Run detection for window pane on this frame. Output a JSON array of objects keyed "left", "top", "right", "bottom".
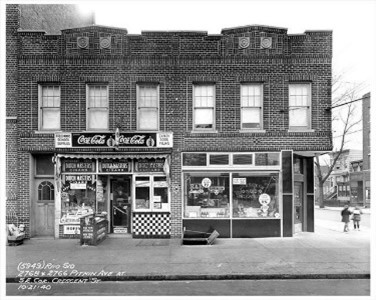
[
  {"left": 36, "top": 155, "right": 54, "bottom": 175},
  {"left": 209, "top": 154, "right": 229, "bottom": 165},
  {"left": 232, "top": 174, "right": 279, "bottom": 218},
  {"left": 289, "top": 107, "right": 308, "bottom": 127},
  {"left": 255, "top": 153, "right": 280, "bottom": 166},
  {"left": 135, "top": 187, "right": 150, "bottom": 209},
  {"left": 233, "top": 154, "right": 253, "bottom": 165},
  {"left": 88, "top": 109, "right": 108, "bottom": 130},
  {"left": 138, "top": 109, "right": 158, "bottom": 130},
  {"left": 242, "top": 108, "right": 261, "bottom": 129},
  {"left": 195, "top": 108, "right": 213, "bottom": 128},
  {"left": 183, "top": 153, "right": 207, "bottom": 166},
  {"left": 184, "top": 173, "right": 229, "bottom": 218},
  {"left": 154, "top": 187, "right": 168, "bottom": 203},
  {"left": 42, "top": 109, "right": 60, "bottom": 130}
]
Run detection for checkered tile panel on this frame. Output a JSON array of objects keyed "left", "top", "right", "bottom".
[{"left": 133, "top": 213, "right": 170, "bottom": 236}]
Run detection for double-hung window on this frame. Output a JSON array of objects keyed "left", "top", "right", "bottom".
[
  {"left": 193, "top": 84, "right": 215, "bottom": 130},
  {"left": 289, "top": 83, "right": 311, "bottom": 130},
  {"left": 39, "top": 85, "right": 61, "bottom": 131},
  {"left": 137, "top": 84, "right": 159, "bottom": 131},
  {"left": 87, "top": 85, "right": 109, "bottom": 131},
  {"left": 240, "top": 84, "right": 263, "bottom": 129}
]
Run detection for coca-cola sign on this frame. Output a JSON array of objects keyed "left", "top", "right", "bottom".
[{"left": 55, "top": 132, "right": 173, "bottom": 148}]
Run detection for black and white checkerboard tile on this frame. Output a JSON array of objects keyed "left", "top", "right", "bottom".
[{"left": 133, "top": 213, "right": 170, "bottom": 238}]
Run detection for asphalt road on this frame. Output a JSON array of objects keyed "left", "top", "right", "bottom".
[{"left": 6, "top": 279, "right": 370, "bottom": 296}]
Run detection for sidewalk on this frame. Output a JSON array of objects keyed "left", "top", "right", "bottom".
[
  {"left": 315, "top": 205, "right": 371, "bottom": 214},
  {"left": 6, "top": 221, "right": 370, "bottom": 282}
]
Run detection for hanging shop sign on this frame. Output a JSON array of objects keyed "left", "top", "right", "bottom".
[
  {"left": 99, "top": 159, "right": 130, "bottom": 173},
  {"left": 62, "top": 159, "right": 96, "bottom": 173},
  {"left": 135, "top": 158, "right": 165, "bottom": 173},
  {"left": 55, "top": 132, "right": 173, "bottom": 148}
]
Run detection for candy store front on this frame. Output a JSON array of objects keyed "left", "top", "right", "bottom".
[
  {"left": 54, "top": 132, "right": 173, "bottom": 239},
  {"left": 181, "top": 151, "right": 315, "bottom": 238}
]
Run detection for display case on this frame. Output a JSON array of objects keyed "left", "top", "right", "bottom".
[{"left": 80, "top": 214, "right": 108, "bottom": 246}]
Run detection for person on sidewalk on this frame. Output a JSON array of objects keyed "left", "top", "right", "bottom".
[
  {"left": 341, "top": 204, "right": 352, "bottom": 233},
  {"left": 352, "top": 206, "right": 363, "bottom": 231}
]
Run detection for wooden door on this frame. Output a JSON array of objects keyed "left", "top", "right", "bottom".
[{"left": 34, "top": 179, "right": 55, "bottom": 236}]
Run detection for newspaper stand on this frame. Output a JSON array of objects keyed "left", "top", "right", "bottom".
[{"left": 80, "top": 214, "right": 108, "bottom": 246}]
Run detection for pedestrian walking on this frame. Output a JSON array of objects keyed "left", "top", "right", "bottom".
[
  {"left": 352, "top": 206, "right": 363, "bottom": 231},
  {"left": 341, "top": 205, "right": 352, "bottom": 232}
]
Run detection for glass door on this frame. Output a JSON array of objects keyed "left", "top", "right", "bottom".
[
  {"left": 294, "top": 182, "right": 303, "bottom": 233},
  {"left": 111, "top": 176, "right": 131, "bottom": 233}
]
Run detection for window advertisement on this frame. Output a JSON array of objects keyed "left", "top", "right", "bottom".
[
  {"left": 232, "top": 173, "right": 280, "bottom": 218},
  {"left": 184, "top": 173, "right": 230, "bottom": 218}
]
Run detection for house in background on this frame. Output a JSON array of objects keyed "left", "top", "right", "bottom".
[{"left": 323, "top": 149, "right": 362, "bottom": 206}]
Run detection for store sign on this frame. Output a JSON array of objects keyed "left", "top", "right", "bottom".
[
  {"left": 64, "top": 175, "right": 94, "bottom": 183},
  {"left": 201, "top": 178, "right": 212, "bottom": 188},
  {"left": 55, "top": 132, "right": 173, "bottom": 148},
  {"left": 70, "top": 183, "right": 87, "bottom": 189},
  {"left": 233, "top": 178, "right": 246, "bottom": 185},
  {"left": 62, "top": 159, "right": 96, "bottom": 173},
  {"left": 99, "top": 159, "right": 130, "bottom": 172},
  {"left": 135, "top": 158, "right": 165, "bottom": 172},
  {"left": 63, "top": 225, "right": 80, "bottom": 235},
  {"left": 259, "top": 193, "right": 271, "bottom": 205}
]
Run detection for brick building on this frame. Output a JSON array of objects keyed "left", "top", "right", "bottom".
[{"left": 6, "top": 4, "right": 333, "bottom": 239}]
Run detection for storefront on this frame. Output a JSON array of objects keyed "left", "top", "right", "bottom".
[
  {"left": 53, "top": 131, "right": 173, "bottom": 239},
  {"left": 182, "top": 152, "right": 283, "bottom": 238},
  {"left": 182, "top": 151, "right": 314, "bottom": 238}
]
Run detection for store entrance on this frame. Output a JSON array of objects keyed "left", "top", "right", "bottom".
[{"left": 110, "top": 176, "right": 132, "bottom": 234}]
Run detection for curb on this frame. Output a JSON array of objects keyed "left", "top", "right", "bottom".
[{"left": 6, "top": 273, "right": 371, "bottom": 283}]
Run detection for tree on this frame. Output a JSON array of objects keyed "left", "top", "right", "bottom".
[{"left": 314, "top": 74, "right": 364, "bottom": 208}]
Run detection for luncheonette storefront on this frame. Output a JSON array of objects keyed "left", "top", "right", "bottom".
[{"left": 53, "top": 131, "right": 173, "bottom": 239}]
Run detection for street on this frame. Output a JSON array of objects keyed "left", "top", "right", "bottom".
[
  {"left": 6, "top": 279, "right": 370, "bottom": 296},
  {"left": 314, "top": 207, "right": 370, "bottom": 231}
]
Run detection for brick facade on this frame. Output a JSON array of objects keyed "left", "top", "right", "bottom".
[{"left": 6, "top": 5, "right": 332, "bottom": 239}]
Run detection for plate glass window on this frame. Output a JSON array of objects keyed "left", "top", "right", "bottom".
[
  {"left": 87, "top": 85, "right": 109, "bottom": 130},
  {"left": 137, "top": 85, "right": 159, "bottom": 131},
  {"left": 289, "top": 84, "right": 311, "bottom": 130},
  {"left": 241, "top": 84, "right": 263, "bottom": 129},
  {"left": 193, "top": 85, "right": 215, "bottom": 130},
  {"left": 39, "top": 85, "right": 60, "bottom": 131}
]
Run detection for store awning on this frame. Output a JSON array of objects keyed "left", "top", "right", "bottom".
[{"left": 56, "top": 153, "right": 169, "bottom": 160}]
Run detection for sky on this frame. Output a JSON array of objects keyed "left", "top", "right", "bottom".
[{"left": 76, "top": 0, "right": 376, "bottom": 150}]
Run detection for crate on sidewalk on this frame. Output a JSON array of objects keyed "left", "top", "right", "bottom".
[
  {"left": 182, "top": 229, "right": 219, "bottom": 245},
  {"left": 80, "top": 214, "right": 108, "bottom": 246}
]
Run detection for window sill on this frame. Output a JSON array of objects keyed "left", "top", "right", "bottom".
[
  {"left": 288, "top": 129, "right": 315, "bottom": 133},
  {"left": 34, "top": 130, "right": 61, "bottom": 134},
  {"left": 239, "top": 129, "right": 266, "bottom": 133},
  {"left": 190, "top": 130, "right": 218, "bottom": 134}
]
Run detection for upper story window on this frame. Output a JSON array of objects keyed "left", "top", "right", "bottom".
[
  {"left": 87, "top": 85, "right": 109, "bottom": 131},
  {"left": 240, "top": 84, "right": 263, "bottom": 130},
  {"left": 193, "top": 84, "right": 215, "bottom": 130},
  {"left": 137, "top": 84, "right": 159, "bottom": 131},
  {"left": 39, "top": 85, "right": 60, "bottom": 131},
  {"left": 289, "top": 83, "right": 311, "bottom": 130}
]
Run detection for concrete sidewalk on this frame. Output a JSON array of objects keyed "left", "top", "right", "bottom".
[{"left": 6, "top": 222, "right": 370, "bottom": 282}]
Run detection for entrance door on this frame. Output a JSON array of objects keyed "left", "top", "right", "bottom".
[
  {"left": 110, "top": 177, "right": 131, "bottom": 233},
  {"left": 34, "top": 179, "right": 55, "bottom": 236},
  {"left": 294, "top": 182, "right": 303, "bottom": 233}
]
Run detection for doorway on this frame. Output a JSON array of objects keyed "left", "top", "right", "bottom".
[
  {"left": 110, "top": 176, "right": 132, "bottom": 234},
  {"left": 33, "top": 178, "right": 55, "bottom": 236}
]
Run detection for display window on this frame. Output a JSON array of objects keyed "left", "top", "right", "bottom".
[
  {"left": 232, "top": 173, "right": 280, "bottom": 218},
  {"left": 184, "top": 173, "right": 230, "bottom": 218},
  {"left": 133, "top": 175, "right": 169, "bottom": 211}
]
